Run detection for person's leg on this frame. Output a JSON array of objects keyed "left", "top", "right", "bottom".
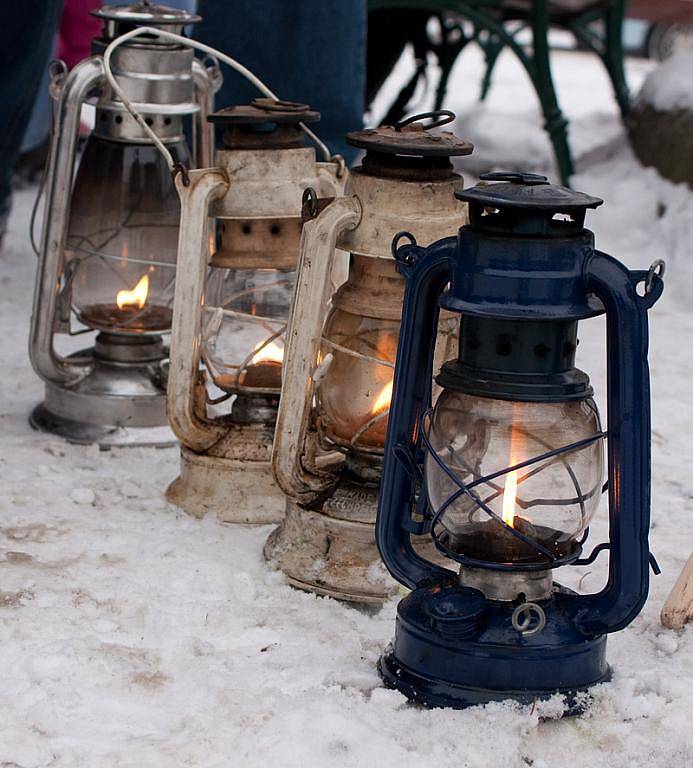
[
  {"left": 195, "top": 0, "right": 366, "bottom": 163},
  {"left": 0, "top": 1, "right": 63, "bottom": 231}
]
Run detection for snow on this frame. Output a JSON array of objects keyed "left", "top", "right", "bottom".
[
  {"left": 1, "top": 46, "right": 693, "bottom": 767},
  {"left": 637, "top": 52, "right": 693, "bottom": 112}
]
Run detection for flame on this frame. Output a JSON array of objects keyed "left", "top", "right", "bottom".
[
  {"left": 501, "top": 421, "right": 521, "bottom": 527},
  {"left": 251, "top": 339, "right": 284, "bottom": 365},
  {"left": 501, "top": 468, "right": 518, "bottom": 527},
  {"left": 372, "top": 379, "right": 393, "bottom": 415},
  {"left": 116, "top": 274, "right": 149, "bottom": 310}
]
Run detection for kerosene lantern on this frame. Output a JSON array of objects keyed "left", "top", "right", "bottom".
[
  {"left": 166, "top": 99, "right": 344, "bottom": 523},
  {"left": 266, "top": 112, "right": 473, "bottom": 603},
  {"left": 29, "top": 2, "right": 220, "bottom": 446},
  {"left": 376, "top": 172, "right": 664, "bottom": 709}
]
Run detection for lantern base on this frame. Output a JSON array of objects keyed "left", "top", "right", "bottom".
[
  {"left": 380, "top": 584, "right": 609, "bottom": 713},
  {"left": 30, "top": 334, "right": 174, "bottom": 448},
  {"left": 263, "top": 491, "right": 400, "bottom": 604},
  {"left": 166, "top": 446, "right": 284, "bottom": 524}
]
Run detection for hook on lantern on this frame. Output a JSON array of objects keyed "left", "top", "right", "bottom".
[{"left": 395, "top": 110, "right": 456, "bottom": 132}]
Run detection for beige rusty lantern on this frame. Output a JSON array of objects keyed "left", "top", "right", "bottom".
[
  {"left": 166, "top": 99, "right": 345, "bottom": 523},
  {"left": 265, "top": 111, "right": 473, "bottom": 603}
]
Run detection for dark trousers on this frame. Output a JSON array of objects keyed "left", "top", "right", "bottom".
[
  {"left": 195, "top": 0, "right": 367, "bottom": 163},
  {"left": 0, "top": 0, "right": 63, "bottom": 216}
]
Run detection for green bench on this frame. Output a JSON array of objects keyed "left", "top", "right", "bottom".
[{"left": 368, "top": 0, "right": 630, "bottom": 184}]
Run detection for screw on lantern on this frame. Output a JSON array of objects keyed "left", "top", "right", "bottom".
[{"left": 511, "top": 602, "right": 546, "bottom": 636}]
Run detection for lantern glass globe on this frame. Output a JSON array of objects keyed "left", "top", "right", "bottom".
[
  {"left": 202, "top": 266, "right": 295, "bottom": 394},
  {"left": 425, "top": 390, "right": 605, "bottom": 564},
  {"left": 316, "top": 306, "right": 399, "bottom": 452},
  {"left": 67, "top": 135, "right": 188, "bottom": 334}
]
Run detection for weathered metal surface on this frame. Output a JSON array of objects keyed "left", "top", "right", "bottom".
[
  {"left": 166, "top": 446, "right": 284, "bottom": 523},
  {"left": 167, "top": 169, "right": 230, "bottom": 453},
  {"left": 211, "top": 216, "right": 303, "bottom": 270},
  {"left": 212, "top": 148, "right": 342, "bottom": 219},
  {"left": 346, "top": 114, "right": 473, "bottom": 158},
  {"left": 337, "top": 171, "right": 466, "bottom": 259},
  {"left": 263, "top": 496, "right": 399, "bottom": 604},
  {"left": 271, "top": 195, "right": 362, "bottom": 504}
]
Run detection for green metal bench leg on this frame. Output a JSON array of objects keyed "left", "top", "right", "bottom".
[
  {"left": 368, "top": 0, "right": 576, "bottom": 183},
  {"left": 479, "top": 32, "right": 504, "bottom": 101},
  {"left": 529, "top": 0, "right": 574, "bottom": 184},
  {"left": 604, "top": 0, "right": 630, "bottom": 118}
]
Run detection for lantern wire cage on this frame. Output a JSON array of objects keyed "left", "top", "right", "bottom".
[
  {"left": 316, "top": 334, "right": 395, "bottom": 452},
  {"left": 62, "top": 132, "right": 186, "bottom": 336},
  {"left": 417, "top": 407, "right": 608, "bottom": 571},
  {"left": 67, "top": 231, "right": 178, "bottom": 335},
  {"left": 314, "top": 313, "right": 458, "bottom": 456},
  {"left": 200, "top": 269, "right": 293, "bottom": 398}
]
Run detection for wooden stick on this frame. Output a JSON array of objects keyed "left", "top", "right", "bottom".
[{"left": 661, "top": 552, "right": 693, "bottom": 630}]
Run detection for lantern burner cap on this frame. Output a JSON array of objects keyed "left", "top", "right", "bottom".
[
  {"left": 457, "top": 172, "right": 603, "bottom": 210},
  {"left": 348, "top": 111, "right": 472, "bottom": 181},
  {"left": 209, "top": 99, "right": 320, "bottom": 126},
  {"left": 347, "top": 111, "right": 473, "bottom": 158},
  {"left": 457, "top": 172, "right": 603, "bottom": 236},
  {"left": 210, "top": 99, "right": 321, "bottom": 151},
  {"left": 91, "top": 2, "right": 201, "bottom": 26}
]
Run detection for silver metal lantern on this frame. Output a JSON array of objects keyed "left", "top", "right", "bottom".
[{"left": 29, "top": 1, "right": 220, "bottom": 447}]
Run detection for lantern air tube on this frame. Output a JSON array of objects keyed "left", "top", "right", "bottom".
[
  {"left": 569, "top": 250, "right": 663, "bottom": 635},
  {"left": 375, "top": 237, "right": 458, "bottom": 590}
]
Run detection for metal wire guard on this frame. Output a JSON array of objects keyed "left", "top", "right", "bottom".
[{"left": 418, "top": 407, "right": 606, "bottom": 571}]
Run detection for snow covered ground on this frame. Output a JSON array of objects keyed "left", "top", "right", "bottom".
[{"left": 1, "top": 46, "right": 692, "bottom": 767}]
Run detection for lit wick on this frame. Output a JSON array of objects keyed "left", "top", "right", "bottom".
[{"left": 116, "top": 274, "right": 149, "bottom": 310}]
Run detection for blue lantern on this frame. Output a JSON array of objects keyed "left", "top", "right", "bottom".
[{"left": 376, "top": 172, "right": 665, "bottom": 711}]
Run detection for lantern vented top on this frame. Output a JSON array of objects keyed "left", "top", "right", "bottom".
[
  {"left": 457, "top": 172, "right": 603, "bottom": 236},
  {"left": 347, "top": 111, "right": 473, "bottom": 180},
  {"left": 210, "top": 99, "right": 320, "bottom": 150},
  {"left": 92, "top": 2, "right": 201, "bottom": 37}
]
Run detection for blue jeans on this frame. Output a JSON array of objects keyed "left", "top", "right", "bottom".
[
  {"left": 0, "top": 0, "right": 63, "bottom": 218},
  {"left": 195, "top": 0, "right": 366, "bottom": 163}
]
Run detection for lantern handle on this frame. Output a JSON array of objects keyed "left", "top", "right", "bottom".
[
  {"left": 29, "top": 56, "right": 106, "bottom": 388},
  {"left": 167, "top": 168, "right": 231, "bottom": 452},
  {"left": 191, "top": 56, "right": 221, "bottom": 169},
  {"left": 271, "top": 193, "right": 362, "bottom": 503},
  {"left": 376, "top": 236, "right": 459, "bottom": 590},
  {"left": 395, "top": 110, "right": 456, "bottom": 132},
  {"left": 567, "top": 249, "right": 663, "bottom": 635}
]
